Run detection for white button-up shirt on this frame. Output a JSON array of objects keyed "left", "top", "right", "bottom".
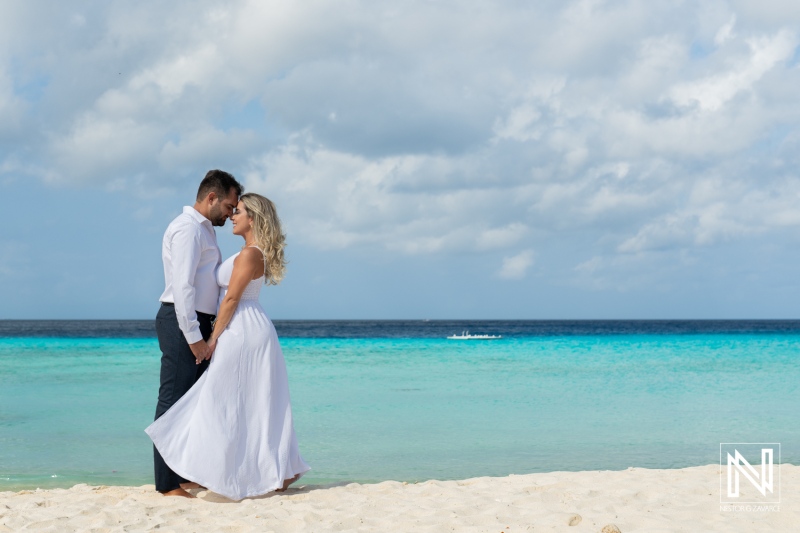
[{"left": 159, "top": 206, "right": 222, "bottom": 344}]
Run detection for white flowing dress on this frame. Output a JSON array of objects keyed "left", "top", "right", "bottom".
[{"left": 145, "top": 250, "right": 310, "bottom": 500}]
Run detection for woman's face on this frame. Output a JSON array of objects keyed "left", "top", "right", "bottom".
[{"left": 231, "top": 201, "right": 252, "bottom": 236}]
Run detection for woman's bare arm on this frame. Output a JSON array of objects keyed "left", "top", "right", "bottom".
[{"left": 204, "top": 248, "right": 262, "bottom": 359}]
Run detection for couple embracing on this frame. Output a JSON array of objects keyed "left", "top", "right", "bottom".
[{"left": 145, "top": 170, "right": 309, "bottom": 500}]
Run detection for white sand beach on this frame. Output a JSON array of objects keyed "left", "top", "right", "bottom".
[{"left": 1, "top": 464, "right": 797, "bottom": 532}]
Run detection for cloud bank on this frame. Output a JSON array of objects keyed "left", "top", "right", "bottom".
[{"left": 3, "top": 0, "right": 800, "bottom": 292}]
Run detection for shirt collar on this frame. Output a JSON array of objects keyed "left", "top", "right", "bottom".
[{"left": 183, "top": 206, "right": 213, "bottom": 229}]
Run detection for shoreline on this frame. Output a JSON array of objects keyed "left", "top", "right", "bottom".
[{"left": 2, "top": 464, "right": 797, "bottom": 532}]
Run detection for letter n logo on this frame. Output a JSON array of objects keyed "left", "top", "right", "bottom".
[{"left": 720, "top": 443, "right": 781, "bottom": 503}]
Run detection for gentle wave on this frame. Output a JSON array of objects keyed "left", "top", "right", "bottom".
[{"left": 1, "top": 325, "right": 799, "bottom": 490}]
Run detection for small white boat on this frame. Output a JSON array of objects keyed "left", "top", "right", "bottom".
[{"left": 447, "top": 330, "right": 503, "bottom": 340}]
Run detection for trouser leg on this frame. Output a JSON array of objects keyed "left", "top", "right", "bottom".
[{"left": 153, "top": 304, "right": 212, "bottom": 493}]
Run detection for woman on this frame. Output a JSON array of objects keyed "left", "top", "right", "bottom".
[{"left": 146, "top": 193, "right": 310, "bottom": 500}]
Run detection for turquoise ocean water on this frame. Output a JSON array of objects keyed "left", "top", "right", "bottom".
[{"left": 1, "top": 320, "right": 798, "bottom": 490}]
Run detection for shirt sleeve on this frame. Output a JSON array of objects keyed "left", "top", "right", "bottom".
[{"left": 169, "top": 224, "right": 204, "bottom": 344}]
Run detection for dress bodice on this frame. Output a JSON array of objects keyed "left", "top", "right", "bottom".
[{"left": 217, "top": 250, "right": 264, "bottom": 302}]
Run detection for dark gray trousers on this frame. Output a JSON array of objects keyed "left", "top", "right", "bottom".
[{"left": 153, "top": 303, "right": 213, "bottom": 493}]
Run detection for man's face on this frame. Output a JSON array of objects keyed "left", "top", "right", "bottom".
[{"left": 209, "top": 189, "right": 239, "bottom": 226}]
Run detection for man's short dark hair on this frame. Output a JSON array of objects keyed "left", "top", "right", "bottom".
[{"left": 196, "top": 170, "right": 244, "bottom": 201}]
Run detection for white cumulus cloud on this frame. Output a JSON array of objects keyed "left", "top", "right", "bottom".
[
  {"left": 2, "top": 0, "right": 800, "bottom": 291},
  {"left": 497, "top": 250, "right": 535, "bottom": 280}
]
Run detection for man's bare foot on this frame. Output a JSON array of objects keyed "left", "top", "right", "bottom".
[
  {"left": 275, "top": 475, "right": 300, "bottom": 492},
  {"left": 162, "top": 488, "right": 195, "bottom": 498},
  {"left": 180, "top": 482, "right": 206, "bottom": 490}
]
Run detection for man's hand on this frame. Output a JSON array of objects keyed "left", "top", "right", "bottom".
[{"left": 189, "top": 339, "right": 210, "bottom": 365}]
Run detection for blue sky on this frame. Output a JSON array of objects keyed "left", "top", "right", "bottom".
[{"left": 2, "top": 0, "right": 800, "bottom": 319}]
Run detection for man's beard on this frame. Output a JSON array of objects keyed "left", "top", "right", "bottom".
[{"left": 209, "top": 208, "right": 227, "bottom": 226}]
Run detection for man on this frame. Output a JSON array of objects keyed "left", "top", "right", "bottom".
[{"left": 154, "top": 169, "right": 243, "bottom": 498}]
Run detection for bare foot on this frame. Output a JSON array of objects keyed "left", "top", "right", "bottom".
[
  {"left": 180, "top": 482, "right": 206, "bottom": 490},
  {"left": 162, "top": 488, "right": 195, "bottom": 498},
  {"left": 275, "top": 475, "right": 300, "bottom": 492}
]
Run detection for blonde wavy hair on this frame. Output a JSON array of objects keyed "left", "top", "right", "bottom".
[{"left": 239, "top": 193, "right": 287, "bottom": 285}]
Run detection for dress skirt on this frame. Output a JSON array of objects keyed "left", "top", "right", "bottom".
[{"left": 145, "top": 300, "right": 310, "bottom": 500}]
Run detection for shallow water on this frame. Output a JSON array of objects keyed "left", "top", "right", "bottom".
[{"left": 1, "top": 320, "right": 798, "bottom": 490}]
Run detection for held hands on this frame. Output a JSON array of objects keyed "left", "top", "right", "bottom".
[{"left": 189, "top": 339, "right": 213, "bottom": 365}]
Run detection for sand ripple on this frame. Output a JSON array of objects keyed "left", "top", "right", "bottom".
[{"left": 1, "top": 465, "right": 797, "bottom": 532}]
